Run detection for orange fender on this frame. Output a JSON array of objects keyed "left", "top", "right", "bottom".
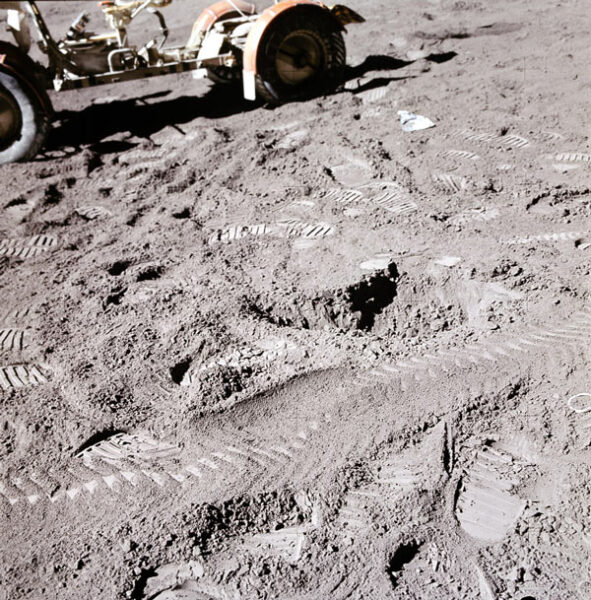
[
  {"left": 0, "top": 41, "right": 52, "bottom": 115},
  {"left": 188, "top": 0, "right": 256, "bottom": 46}
]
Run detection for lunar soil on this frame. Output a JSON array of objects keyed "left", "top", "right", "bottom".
[{"left": 1, "top": 0, "right": 591, "bottom": 598}]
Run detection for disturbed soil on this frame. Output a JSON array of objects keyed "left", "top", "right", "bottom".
[{"left": 1, "top": 0, "right": 591, "bottom": 598}]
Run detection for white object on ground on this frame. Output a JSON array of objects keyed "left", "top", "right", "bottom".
[
  {"left": 552, "top": 163, "right": 580, "bottom": 172},
  {"left": 360, "top": 257, "right": 392, "bottom": 271},
  {"left": 398, "top": 110, "right": 435, "bottom": 132},
  {"left": 406, "top": 49, "right": 429, "bottom": 61},
  {"left": 434, "top": 256, "right": 462, "bottom": 267},
  {"left": 343, "top": 207, "right": 366, "bottom": 218}
]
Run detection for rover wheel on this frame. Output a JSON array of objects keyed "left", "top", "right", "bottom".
[
  {"left": 207, "top": 62, "right": 242, "bottom": 86},
  {"left": 254, "top": 8, "right": 346, "bottom": 104},
  {"left": 205, "top": 10, "right": 244, "bottom": 86},
  {"left": 0, "top": 69, "right": 50, "bottom": 165}
]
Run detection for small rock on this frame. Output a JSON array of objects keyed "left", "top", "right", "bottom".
[
  {"left": 407, "top": 49, "right": 430, "bottom": 61},
  {"left": 509, "top": 266, "right": 522, "bottom": 276},
  {"left": 434, "top": 256, "right": 462, "bottom": 267}
]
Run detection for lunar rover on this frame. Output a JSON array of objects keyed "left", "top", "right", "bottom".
[{"left": 0, "top": 0, "right": 363, "bottom": 164}]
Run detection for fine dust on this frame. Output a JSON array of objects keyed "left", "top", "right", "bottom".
[{"left": 1, "top": 0, "right": 591, "bottom": 598}]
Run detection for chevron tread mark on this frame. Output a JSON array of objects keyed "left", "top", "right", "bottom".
[
  {"left": 0, "top": 364, "right": 49, "bottom": 391},
  {"left": 0, "top": 246, "right": 49, "bottom": 259},
  {"left": 0, "top": 305, "right": 36, "bottom": 324},
  {"left": 277, "top": 220, "right": 335, "bottom": 239},
  {"left": 547, "top": 152, "right": 591, "bottom": 163},
  {"left": 354, "top": 309, "right": 591, "bottom": 387},
  {"left": 451, "top": 129, "right": 530, "bottom": 148},
  {"left": 1, "top": 421, "right": 323, "bottom": 510},
  {"left": 0, "top": 234, "right": 57, "bottom": 249},
  {"left": 441, "top": 149, "right": 481, "bottom": 161},
  {"left": 432, "top": 173, "right": 468, "bottom": 193},
  {"left": 322, "top": 188, "right": 365, "bottom": 205},
  {"left": 78, "top": 432, "right": 181, "bottom": 471},
  {"left": 208, "top": 223, "right": 272, "bottom": 244},
  {"left": 0, "top": 235, "right": 58, "bottom": 259},
  {"left": 209, "top": 221, "right": 335, "bottom": 245},
  {"left": 372, "top": 191, "right": 417, "bottom": 215},
  {"left": 0, "top": 329, "right": 25, "bottom": 351}
]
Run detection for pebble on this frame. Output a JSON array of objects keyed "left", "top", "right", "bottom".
[
  {"left": 434, "top": 256, "right": 462, "bottom": 267},
  {"left": 407, "top": 49, "right": 430, "bottom": 61}
]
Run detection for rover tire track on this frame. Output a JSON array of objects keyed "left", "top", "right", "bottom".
[
  {"left": 208, "top": 221, "right": 335, "bottom": 245},
  {"left": 451, "top": 130, "right": 531, "bottom": 149},
  {"left": 354, "top": 309, "right": 591, "bottom": 388},
  {"left": 0, "top": 422, "right": 323, "bottom": 509},
  {"left": 322, "top": 182, "right": 418, "bottom": 216},
  {"left": 0, "top": 235, "right": 58, "bottom": 259}
]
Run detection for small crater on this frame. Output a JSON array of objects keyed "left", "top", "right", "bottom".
[
  {"left": 249, "top": 263, "right": 398, "bottom": 332},
  {"left": 136, "top": 265, "right": 163, "bottom": 282},
  {"left": 5, "top": 197, "right": 27, "bottom": 208},
  {"left": 172, "top": 207, "right": 191, "bottom": 219},
  {"left": 387, "top": 541, "right": 422, "bottom": 589},
  {"left": 170, "top": 358, "right": 192, "bottom": 385},
  {"left": 104, "top": 288, "right": 126, "bottom": 307},
  {"left": 108, "top": 260, "right": 131, "bottom": 276},
  {"left": 126, "top": 212, "right": 141, "bottom": 227},
  {"left": 349, "top": 266, "right": 399, "bottom": 329},
  {"left": 42, "top": 184, "right": 63, "bottom": 205}
]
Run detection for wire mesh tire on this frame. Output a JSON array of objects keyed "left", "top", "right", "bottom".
[
  {"left": 205, "top": 9, "right": 244, "bottom": 86},
  {"left": 254, "top": 7, "right": 346, "bottom": 105},
  {"left": 0, "top": 68, "right": 50, "bottom": 165}
]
